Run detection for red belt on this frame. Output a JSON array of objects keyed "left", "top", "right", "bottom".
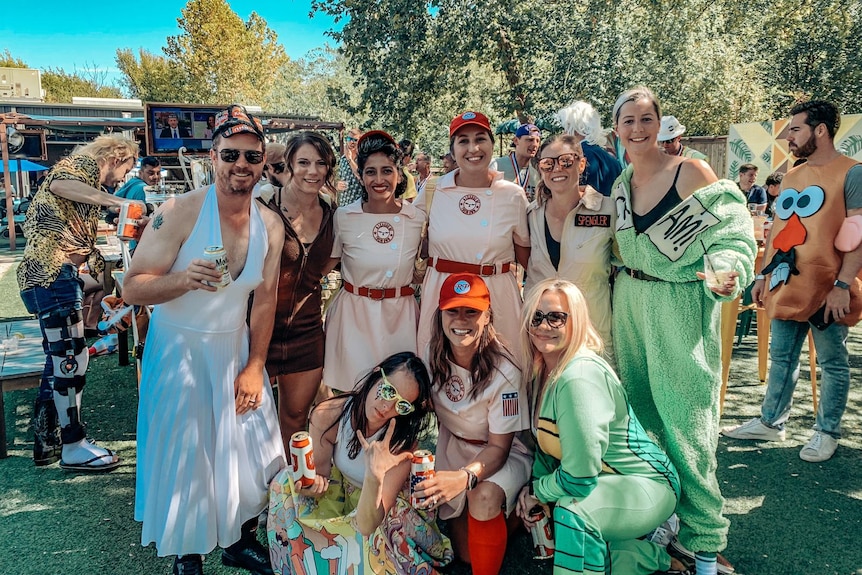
[
  {"left": 343, "top": 281, "right": 415, "bottom": 300},
  {"left": 454, "top": 435, "right": 487, "bottom": 446},
  {"left": 429, "top": 257, "right": 512, "bottom": 276}
]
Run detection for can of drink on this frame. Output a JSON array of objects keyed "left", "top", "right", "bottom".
[
  {"left": 289, "top": 431, "right": 316, "bottom": 488},
  {"left": 117, "top": 202, "right": 144, "bottom": 241},
  {"left": 529, "top": 505, "right": 555, "bottom": 560},
  {"left": 202, "top": 245, "right": 231, "bottom": 288},
  {"left": 410, "top": 450, "right": 435, "bottom": 507}
]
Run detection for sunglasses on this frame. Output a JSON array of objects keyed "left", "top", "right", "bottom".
[
  {"left": 218, "top": 149, "right": 265, "bottom": 164},
  {"left": 530, "top": 310, "right": 569, "bottom": 329},
  {"left": 537, "top": 153, "right": 581, "bottom": 172},
  {"left": 345, "top": 136, "right": 358, "bottom": 142},
  {"left": 268, "top": 162, "right": 285, "bottom": 174},
  {"left": 377, "top": 368, "right": 415, "bottom": 416}
]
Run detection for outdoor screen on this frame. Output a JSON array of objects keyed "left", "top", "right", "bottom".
[{"left": 144, "top": 103, "right": 223, "bottom": 157}]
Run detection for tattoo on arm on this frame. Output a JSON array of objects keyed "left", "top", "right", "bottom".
[{"left": 152, "top": 213, "right": 164, "bottom": 230}]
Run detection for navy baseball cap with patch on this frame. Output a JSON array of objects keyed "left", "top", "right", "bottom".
[
  {"left": 213, "top": 104, "right": 265, "bottom": 141},
  {"left": 515, "top": 123, "right": 540, "bottom": 138}
]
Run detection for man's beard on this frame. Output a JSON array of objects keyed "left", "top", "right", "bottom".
[
  {"left": 791, "top": 134, "right": 817, "bottom": 158},
  {"left": 217, "top": 172, "right": 255, "bottom": 196}
]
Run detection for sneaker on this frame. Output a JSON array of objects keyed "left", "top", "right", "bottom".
[
  {"left": 799, "top": 431, "right": 838, "bottom": 462},
  {"left": 669, "top": 537, "right": 735, "bottom": 574},
  {"left": 647, "top": 513, "right": 679, "bottom": 547},
  {"left": 173, "top": 555, "right": 203, "bottom": 575},
  {"left": 720, "top": 417, "right": 785, "bottom": 441}
]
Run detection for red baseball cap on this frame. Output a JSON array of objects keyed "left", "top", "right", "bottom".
[
  {"left": 449, "top": 111, "right": 492, "bottom": 138},
  {"left": 439, "top": 273, "right": 491, "bottom": 311}
]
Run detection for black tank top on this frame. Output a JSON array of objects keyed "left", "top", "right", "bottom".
[
  {"left": 632, "top": 164, "right": 684, "bottom": 233},
  {"left": 543, "top": 211, "right": 561, "bottom": 270}
]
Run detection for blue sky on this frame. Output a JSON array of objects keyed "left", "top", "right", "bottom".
[{"left": 2, "top": 0, "right": 337, "bottom": 81}]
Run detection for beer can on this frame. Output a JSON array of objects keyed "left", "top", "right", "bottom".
[
  {"left": 528, "top": 505, "right": 555, "bottom": 560},
  {"left": 202, "top": 245, "right": 232, "bottom": 288},
  {"left": 289, "top": 431, "right": 316, "bottom": 488},
  {"left": 117, "top": 202, "right": 144, "bottom": 241},
  {"left": 410, "top": 450, "right": 435, "bottom": 507}
]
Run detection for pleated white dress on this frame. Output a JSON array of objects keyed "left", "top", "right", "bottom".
[{"left": 135, "top": 186, "right": 286, "bottom": 556}]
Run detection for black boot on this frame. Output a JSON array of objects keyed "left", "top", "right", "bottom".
[
  {"left": 33, "top": 397, "right": 61, "bottom": 466},
  {"left": 221, "top": 518, "right": 273, "bottom": 575},
  {"left": 173, "top": 554, "right": 203, "bottom": 575}
]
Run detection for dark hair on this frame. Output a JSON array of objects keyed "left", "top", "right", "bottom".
[
  {"left": 318, "top": 352, "right": 434, "bottom": 459},
  {"left": 428, "top": 307, "right": 519, "bottom": 400},
  {"left": 790, "top": 100, "right": 840, "bottom": 139},
  {"left": 533, "top": 134, "right": 585, "bottom": 206},
  {"left": 141, "top": 156, "right": 161, "bottom": 169},
  {"left": 398, "top": 139, "right": 415, "bottom": 158},
  {"left": 765, "top": 171, "right": 784, "bottom": 187},
  {"left": 448, "top": 128, "right": 494, "bottom": 153},
  {"left": 284, "top": 131, "right": 337, "bottom": 190},
  {"left": 738, "top": 163, "right": 758, "bottom": 174},
  {"left": 357, "top": 132, "right": 407, "bottom": 200}
]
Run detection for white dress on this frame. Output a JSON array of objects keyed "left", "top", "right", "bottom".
[
  {"left": 135, "top": 186, "right": 286, "bottom": 556},
  {"left": 323, "top": 200, "right": 425, "bottom": 391}
]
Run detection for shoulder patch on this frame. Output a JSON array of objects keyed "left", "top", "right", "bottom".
[{"left": 502, "top": 391, "right": 519, "bottom": 417}]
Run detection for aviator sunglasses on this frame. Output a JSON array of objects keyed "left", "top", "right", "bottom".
[
  {"left": 377, "top": 368, "right": 415, "bottom": 416},
  {"left": 267, "top": 162, "right": 286, "bottom": 174},
  {"left": 531, "top": 310, "right": 569, "bottom": 329},
  {"left": 218, "top": 149, "right": 265, "bottom": 164},
  {"left": 537, "top": 153, "right": 581, "bottom": 172}
]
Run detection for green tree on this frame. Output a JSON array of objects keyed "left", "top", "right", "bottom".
[
  {"left": 115, "top": 48, "right": 188, "bottom": 103},
  {"left": 0, "top": 49, "right": 28, "bottom": 68},
  {"left": 41, "top": 67, "right": 123, "bottom": 103}
]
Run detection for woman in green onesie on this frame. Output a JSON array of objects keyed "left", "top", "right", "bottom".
[
  {"left": 516, "top": 278, "right": 683, "bottom": 575},
  {"left": 610, "top": 86, "right": 755, "bottom": 575}
]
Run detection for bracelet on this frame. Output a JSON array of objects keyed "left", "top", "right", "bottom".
[
  {"left": 460, "top": 467, "right": 479, "bottom": 491},
  {"left": 755, "top": 274, "right": 765, "bottom": 281},
  {"left": 834, "top": 279, "right": 851, "bottom": 290}
]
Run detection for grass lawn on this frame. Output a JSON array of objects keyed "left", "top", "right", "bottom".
[{"left": 2, "top": 249, "right": 862, "bottom": 574}]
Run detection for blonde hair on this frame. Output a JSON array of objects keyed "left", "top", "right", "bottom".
[
  {"left": 612, "top": 85, "right": 662, "bottom": 127},
  {"left": 520, "top": 279, "right": 603, "bottom": 385},
  {"left": 556, "top": 100, "right": 605, "bottom": 146},
  {"left": 74, "top": 135, "right": 139, "bottom": 166}
]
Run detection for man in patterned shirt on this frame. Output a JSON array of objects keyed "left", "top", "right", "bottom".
[
  {"left": 18, "top": 135, "right": 142, "bottom": 470},
  {"left": 336, "top": 127, "right": 363, "bottom": 206}
]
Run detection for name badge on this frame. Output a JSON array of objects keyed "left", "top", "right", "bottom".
[{"left": 575, "top": 214, "right": 610, "bottom": 227}]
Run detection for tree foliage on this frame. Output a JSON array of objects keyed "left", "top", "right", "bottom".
[
  {"left": 0, "top": 49, "right": 28, "bottom": 68},
  {"left": 115, "top": 49, "right": 187, "bottom": 103},
  {"left": 41, "top": 67, "right": 123, "bottom": 103}
]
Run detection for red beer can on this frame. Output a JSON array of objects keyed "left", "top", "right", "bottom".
[
  {"left": 117, "top": 202, "right": 144, "bottom": 241},
  {"left": 289, "top": 431, "right": 316, "bottom": 488},
  {"left": 529, "top": 505, "right": 555, "bottom": 560},
  {"left": 410, "top": 449, "right": 435, "bottom": 507}
]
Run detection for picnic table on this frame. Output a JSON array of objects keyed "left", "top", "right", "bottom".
[{"left": 0, "top": 318, "right": 44, "bottom": 458}]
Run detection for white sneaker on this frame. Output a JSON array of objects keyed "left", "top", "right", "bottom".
[
  {"left": 720, "top": 417, "right": 786, "bottom": 441},
  {"left": 799, "top": 431, "right": 838, "bottom": 462},
  {"left": 647, "top": 513, "right": 679, "bottom": 547}
]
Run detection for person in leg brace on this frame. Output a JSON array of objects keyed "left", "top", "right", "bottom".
[{"left": 42, "top": 307, "right": 119, "bottom": 471}]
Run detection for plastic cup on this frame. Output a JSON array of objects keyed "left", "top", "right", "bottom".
[
  {"left": 747, "top": 203, "right": 758, "bottom": 215},
  {"left": 704, "top": 254, "right": 737, "bottom": 290}
]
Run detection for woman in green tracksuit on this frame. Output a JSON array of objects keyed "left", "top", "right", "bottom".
[{"left": 516, "top": 278, "right": 683, "bottom": 575}]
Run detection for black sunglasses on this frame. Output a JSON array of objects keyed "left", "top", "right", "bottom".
[
  {"left": 530, "top": 310, "right": 569, "bottom": 329},
  {"left": 218, "top": 149, "right": 265, "bottom": 164},
  {"left": 267, "top": 162, "right": 285, "bottom": 174}
]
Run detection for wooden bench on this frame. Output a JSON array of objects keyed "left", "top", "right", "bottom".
[{"left": 0, "top": 319, "right": 44, "bottom": 458}]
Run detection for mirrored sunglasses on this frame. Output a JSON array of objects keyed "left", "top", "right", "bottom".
[
  {"left": 537, "top": 153, "right": 580, "bottom": 172},
  {"left": 530, "top": 310, "right": 569, "bottom": 329},
  {"left": 218, "top": 149, "right": 265, "bottom": 164},
  {"left": 377, "top": 369, "right": 415, "bottom": 416}
]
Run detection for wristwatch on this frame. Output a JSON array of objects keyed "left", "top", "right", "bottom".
[
  {"left": 460, "top": 467, "right": 479, "bottom": 491},
  {"left": 755, "top": 274, "right": 766, "bottom": 281},
  {"left": 834, "top": 279, "right": 851, "bottom": 290}
]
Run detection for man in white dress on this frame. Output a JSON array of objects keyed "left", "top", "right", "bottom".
[{"left": 124, "top": 104, "right": 286, "bottom": 575}]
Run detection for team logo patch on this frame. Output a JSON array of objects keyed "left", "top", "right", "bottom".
[
  {"left": 459, "top": 194, "right": 481, "bottom": 215},
  {"left": 372, "top": 221, "right": 395, "bottom": 244},
  {"left": 502, "top": 391, "right": 519, "bottom": 417},
  {"left": 575, "top": 214, "right": 610, "bottom": 227},
  {"left": 462, "top": 112, "right": 476, "bottom": 120},
  {"left": 445, "top": 375, "right": 465, "bottom": 402},
  {"left": 453, "top": 280, "right": 471, "bottom": 294}
]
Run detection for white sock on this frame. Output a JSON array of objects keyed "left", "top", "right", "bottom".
[{"left": 695, "top": 553, "right": 718, "bottom": 575}]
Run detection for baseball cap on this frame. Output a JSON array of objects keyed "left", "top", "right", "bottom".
[
  {"left": 213, "top": 104, "right": 265, "bottom": 141},
  {"left": 449, "top": 111, "right": 492, "bottom": 138},
  {"left": 358, "top": 129, "right": 398, "bottom": 148},
  {"left": 515, "top": 123, "right": 540, "bottom": 138},
  {"left": 439, "top": 273, "right": 491, "bottom": 311},
  {"left": 658, "top": 116, "right": 686, "bottom": 142}
]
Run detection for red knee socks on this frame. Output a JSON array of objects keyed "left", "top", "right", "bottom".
[{"left": 467, "top": 512, "right": 507, "bottom": 575}]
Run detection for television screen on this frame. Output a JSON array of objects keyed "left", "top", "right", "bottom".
[{"left": 144, "top": 103, "right": 223, "bottom": 157}]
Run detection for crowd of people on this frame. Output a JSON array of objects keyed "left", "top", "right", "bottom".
[{"left": 15, "top": 91, "right": 862, "bottom": 575}]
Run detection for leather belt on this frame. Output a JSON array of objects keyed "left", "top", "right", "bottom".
[
  {"left": 453, "top": 435, "right": 487, "bottom": 446},
  {"left": 343, "top": 281, "right": 414, "bottom": 300},
  {"left": 429, "top": 257, "right": 512, "bottom": 276},
  {"left": 622, "top": 267, "right": 664, "bottom": 282}
]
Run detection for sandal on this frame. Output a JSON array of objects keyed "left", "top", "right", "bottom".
[{"left": 59, "top": 449, "right": 121, "bottom": 472}]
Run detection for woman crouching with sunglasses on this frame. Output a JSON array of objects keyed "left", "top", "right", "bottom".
[
  {"left": 526, "top": 135, "right": 616, "bottom": 364},
  {"left": 259, "top": 131, "right": 338, "bottom": 451},
  {"left": 267, "top": 351, "right": 453, "bottom": 574},
  {"left": 415, "top": 273, "right": 530, "bottom": 575},
  {"left": 516, "top": 278, "right": 685, "bottom": 575}
]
